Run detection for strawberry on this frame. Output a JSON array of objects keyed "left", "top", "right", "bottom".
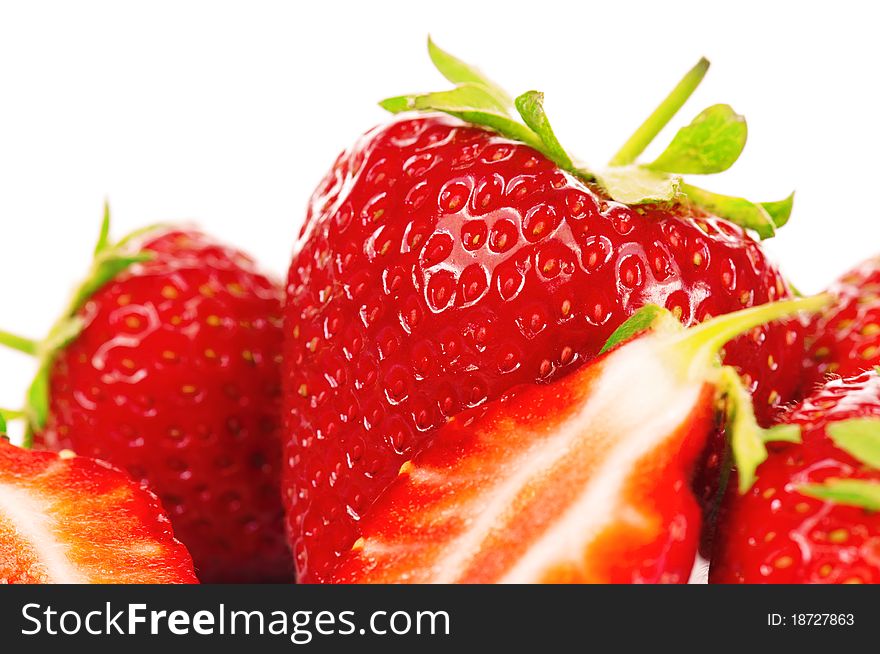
[
  {"left": 711, "top": 370, "right": 880, "bottom": 583},
  {"left": 803, "top": 255, "right": 880, "bottom": 390},
  {"left": 0, "top": 209, "right": 291, "bottom": 582},
  {"left": 329, "top": 298, "right": 824, "bottom": 583},
  {"left": 0, "top": 416, "right": 197, "bottom": 584},
  {"left": 284, "top": 39, "right": 803, "bottom": 581}
]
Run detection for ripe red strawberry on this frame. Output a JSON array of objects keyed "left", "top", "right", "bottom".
[
  {"left": 803, "top": 256, "right": 880, "bottom": 391},
  {"left": 0, "top": 210, "right": 291, "bottom": 582},
  {"left": 710, "top": 370, "right": 880, "bottom": 583},
  {"left": 330, "top": 298, "right": 823, "bottom": 583},
  {"left": 284, "top": 40, "right": 803, "bottom": 581},
  {"left": 0, "top": 433, "right": 197, "bottom": 584}
]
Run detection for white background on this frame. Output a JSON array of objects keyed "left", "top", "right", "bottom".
[{"left": 1, "top": 0, "right": 879, "bottom": 420}]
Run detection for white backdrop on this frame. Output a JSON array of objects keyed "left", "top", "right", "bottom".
[{"left": 2, "top": 0, "right": 879, "bottom": 421}]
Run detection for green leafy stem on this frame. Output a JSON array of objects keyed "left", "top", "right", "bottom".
[
  {"left": 798, "top": 418, "right": 880, "bottom": 511},
  {"left": 598, "top": 296, "right": 831, "bottom": 495},
  {"left": 0, "top": 203, "right": 161, "bottom": 445},
  {"left": 383, "top": 37, "right": 793, "bottom": 240}
]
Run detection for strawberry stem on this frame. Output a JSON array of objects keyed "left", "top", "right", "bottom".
[
  {"left": 0, "top": 408, "right": 24, "bottom": 421},
  {"left": 670, "top": 295, "right": 830, "bottom": 378},
  {"left": 659, "top": 296, "right": 828, "bottom": 493},
  {"left": 609, "top": 57, "right": 710, "bottom": 167},
  {"left": 720, "top": 367, "right": 773, "bottom": 493},
  {"left": 0, "top": 329, "right": 39, "bottom": 356}
]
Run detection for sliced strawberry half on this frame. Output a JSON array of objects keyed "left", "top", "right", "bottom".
[
  {"left": 0, "top": 437, "right": 197, "bottom": 584},
  {"left": 330, "top": 297, "right": 826, "bottom": 584}
]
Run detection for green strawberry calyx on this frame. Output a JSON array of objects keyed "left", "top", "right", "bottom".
[
  {"left": 799, "top": 478, "right": 880, "bottom": 511},
  {"left": 383, "top": 37, "right": 793, "bottom": 240},
  {"left": 600, "top": 295, "right": 831, "bottom": 493},
  {"left": 0, "top": 203, "right": 164, "bottom": 445},
  {"left": 799, "top": 418, "right": 880, "bottom": 511}
]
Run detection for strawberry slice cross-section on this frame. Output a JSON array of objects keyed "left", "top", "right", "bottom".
[
  {"left": 334, "top": 340, "right": 712, "bottom": 583},
  {"left": 331, "top": 297, "right": 827, "bottom": 584},
  {"left": 0, "top": 439, "right": 197, "bottom": 584}
]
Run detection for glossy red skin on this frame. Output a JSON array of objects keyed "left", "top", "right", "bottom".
[
  {"left": 0, "top": 440, "right": 197, "bottom": 583},
  {"left": 803, "top": 256, "right": 880, "bottom": 392},
  {"left": 36, "top": 229, "right": 292, "bottom": 583},
  {"left": 283, "top": 113, "right": 803, "bottom": 582},
  {"left": 711, "top": 371, "right": 880, "bottom": 584},
  {"left": 331, "top": 350, "right": 715, "bottom": 584}
]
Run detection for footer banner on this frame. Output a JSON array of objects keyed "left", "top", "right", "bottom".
[{"left": 0, "top": 584, "right": 871, "bottom": 651}]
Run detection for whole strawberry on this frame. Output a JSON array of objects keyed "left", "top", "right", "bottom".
[
  {"left": 0, "top": 209, "right": 291, "bottom": 582},
  {"left": 803, "top": 255, "right": 880, "bottom": 391},
  {"left": 711, "top": 370, "right": 880, "bottom": 583},
  {"left": 283, "top": 39, "right": 802, "bottom": 581}
]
